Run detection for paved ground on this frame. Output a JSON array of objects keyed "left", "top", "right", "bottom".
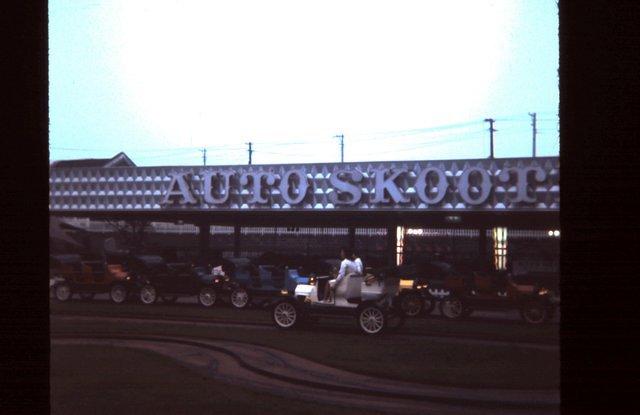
[{"left": 52, "top": 333, "right": 559, "bottom": 415}]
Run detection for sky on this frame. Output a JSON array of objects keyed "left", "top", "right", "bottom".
[{"left": 49, "top": 0, "right": 559, "bottom": 166}]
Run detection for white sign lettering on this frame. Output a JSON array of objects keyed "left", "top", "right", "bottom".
[{"left": 160, "top": 165, "right": 549, "bottom": 209}]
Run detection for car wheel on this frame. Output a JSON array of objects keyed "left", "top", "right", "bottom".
[
  {"left": 440, "top": 297, "right": 465, "bottom": 320},
  {"left": 357, "top": 304, "right": 386, "bottom": 335},
  {"left": 162, "top": 295, "right": 178, "bottom": 304},
  {"left": 79, "top": 292, "right": 95, "bottom": 301},
  {"left": 139, "top": 284, "right": 158, "bottom": 305},
  {"left": 198, "top": 287, "right": 217, "bottom": 307},
  {"left": 520, "top": 301, "right": 549, "bottom": 325},
  {"left": 110, "top": 284, "right": 128, "bottom": 304},
  {"left": 423, "top": 297, "right": 436, "bottom": 315},
  {"left": 272, "top": 301, "right": 299, "bottom": 330},
  {"left": 400, "top": 292, "right": 423, "bottom": 317},
  {"left": 230, "top": 288, "right": 250, "bottom": 309},
  {"left": 54, "top": 283, "right": 72, "bottom": 302}
]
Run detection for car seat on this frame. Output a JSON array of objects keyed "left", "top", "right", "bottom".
[
  {"left": 332, "top": 272, "right": 363, "bottom": 304},
  {"left": 344, "top": 273, "right": 364, "bottom": 303}
]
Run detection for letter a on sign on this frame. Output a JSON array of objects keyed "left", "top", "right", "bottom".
[{"left": 161, "top": 172, "right": 197, "bottom": 205}]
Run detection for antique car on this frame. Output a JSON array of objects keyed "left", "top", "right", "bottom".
[
  {"left": 127, "top": 255, "right": 237, "bottom": 307},
  {"left": 359, "top": 259, "right": 459, "bottom": 318},
  {"left": 438, "top": 269, "right": 560, "bottom": 324},
  {"left": 223, "top": 257, "right": 310, "bottom": 309},
  {"left": 49, "top": 253, "right": 135, "bottom": 304},
  {"left": 270, "top": 267, "right": 405, "bottom": 335}
]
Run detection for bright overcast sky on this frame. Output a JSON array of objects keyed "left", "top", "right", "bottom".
[{"left": 49, "top": 0, "right": 559, "bottom": 166}]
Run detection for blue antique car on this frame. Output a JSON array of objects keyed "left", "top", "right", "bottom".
[{"left": 224, "top": 257, "right": 311, "bottom": 309}]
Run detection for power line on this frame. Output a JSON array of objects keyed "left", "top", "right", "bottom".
[{"left": 256, "top": 130, "right": 486, "bottom": 158}]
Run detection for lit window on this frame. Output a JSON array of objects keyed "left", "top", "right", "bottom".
[
  {"left": 396, "top": 226, "right": 405, "bottom": 266},
  {"left": 493, "top": 227, "right": 508, "bottom": 270}
]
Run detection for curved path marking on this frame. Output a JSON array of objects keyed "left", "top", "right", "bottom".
[
  {"left": 51, "top": 313, "right": 558, "bottom": 351},
  {"left": 52, "top": 333, "right": 559, "bottom": 415}
]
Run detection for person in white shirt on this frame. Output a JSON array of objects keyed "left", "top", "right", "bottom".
[
  {"left": 352, "top": 252, "right": 363, "bottom": 274},
  {"left": 323, "top": 247, "right": 358, "bottom": 302}
]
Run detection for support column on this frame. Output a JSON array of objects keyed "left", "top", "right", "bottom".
[
  {"left": 197, "top": 221, "right": 210, "bottom": 263},
  {"left": 348, "top": 227, "right": 356, "bottom": 252},
  {"left": 478, "top": 228, "right": 489, "bottom": 271},
  {"left": 233, "top": 225, "right": 241, "bottom": 258},
  {"left": 386, "top": 226, "right": 397, "bottom": 267}
]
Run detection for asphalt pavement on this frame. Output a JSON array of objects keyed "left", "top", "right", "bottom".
[
  {"left": 53, "top": 292, "right": 560, "bottom": 324},
  {"left": 52, "top": 333, "right": 559, "bottom": 415}
]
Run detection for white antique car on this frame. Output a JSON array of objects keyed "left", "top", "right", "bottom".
[{"left": 270, "top": 270, "right": 405, "bottom": 335}]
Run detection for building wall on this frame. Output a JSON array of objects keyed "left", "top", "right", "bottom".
[{"left": 56, "top": 219, "right": 559, "bottom": 273}]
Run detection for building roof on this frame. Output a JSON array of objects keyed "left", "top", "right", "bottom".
[{"left": 50, "top": 152, "right": 136, "bottom": 168}]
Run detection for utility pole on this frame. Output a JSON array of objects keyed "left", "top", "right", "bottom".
[
  {"left": 246, "top": 142, "right": 253, "bottom": 165},
  {"left": 529, "top": 112, "right": 537, "bottom": 157},
  {"left": 334, "top": 134, "right": 344, "bottom": 163},
  {"left": 200, "top": 148, "right": 207, "bottom": 166},
  {"left": 484, "top": 118, "right": 495, "bottom": 159}
]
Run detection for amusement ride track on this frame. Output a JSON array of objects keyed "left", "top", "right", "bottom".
[
  {"left": 50, "top": 311, "right": 558, "bottom": 350},
  {"left": 51, "top": 331, "right": 559, "bottom": 415}
]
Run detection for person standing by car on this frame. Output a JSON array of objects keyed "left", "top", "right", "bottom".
[
  {"left": 323, "top": 247, "right": 358, "bottom": 302},
  {"left": 352, "top": 251, "right": 364, "bottom": 274}
]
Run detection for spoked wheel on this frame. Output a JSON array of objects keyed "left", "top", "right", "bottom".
[
  {"left": 357, "top": 304, "right": 386, "bottom": 335},
  {"left": 139, "top": 285, "right": 158, "bottom": 305},
  {"left": 440, "top": 297, "right": 466, "bottom": 320},
  {"left": 400, "top": 292, "right": 424, "bottom": 317},
  {"left": 272, "top": 301, "right": 299, "bottom": 330},
  {"left": 230, "top": 288, "right": 250, "bottom": 309},
  {"left": 78, "top": 292, "right": 95, "bottom": 301},
  {"left": 423, "top": 297, "right": 437, "bottom": 315},
  {"left": 198, "top": 287, "right": 217, "bottom": 307},
  {"left": 110, "top": 284, "right": 128, "bottom": 304},
  {"left": 162, "top": 295, "right": 178, "bottom": 304},
  {"left": 520, "top": 301, "right": 550, "bottom": 325},
  {"left": 54, "top": 283, "right": 72, "bottom": 302}
]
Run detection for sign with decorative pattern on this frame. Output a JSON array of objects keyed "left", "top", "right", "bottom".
[{"left": 49, "top": 157, "right": 559, "bottom": 212}]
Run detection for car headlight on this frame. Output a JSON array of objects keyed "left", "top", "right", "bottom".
[
  {"left": 539, "top": 288, "right": 550, "bottom": 296},
  {"left": 309, "top": 277, "right": 316, "bottom": 285},
  {"left": 280, "top": 289, "right": 288, "bottom": 295}
]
